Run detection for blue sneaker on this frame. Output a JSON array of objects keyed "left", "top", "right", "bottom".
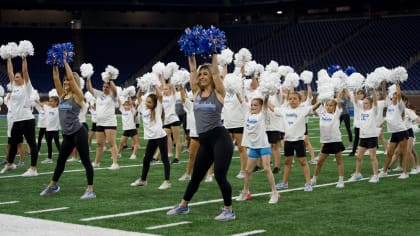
[
  {"left": 304, "top": 183, "right": 313, "bottom": 192},
  {"left": 214, "top": 208, "right": 236, "bottom": 221},
  {"left": 80, "top": 189, "right": 96, "bottom": 200},
  {"left": 166, "top": 204, "right": 190, "bottom": 215},
  {"left": 348, "top": 173, "right": 363, "bottom": 182},
  {"left": 275, "top": 182, "right": 288, "bottom": 190},
  {"left": 40, "top": 185, "right": 60, "bottom": 196}
]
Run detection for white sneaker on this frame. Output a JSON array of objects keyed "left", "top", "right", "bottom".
[
  {"left": 205, "top": 175, "right": 213, "bottom": 183},
  {"left": 236, "top": 191, "right": 249, "bottom": 201},
  {"left": 108, "top": 163, "right": 120, "bottom": 170},
  {"left": 310, "top": 177, "right": 317, "bottom": 186},
  {"left": 268, "top": 192, "right": 280, "bottom": 204},
  {"left": 336, "top": 182, "right": 344, "bottom": 188},
  {"left": 21, "top": 168, "right": 38, "bottom": 177},
  {"left": 117, "top": 153, "right": 122, "bottom": 158},
  {"left": 398, "top": 173, "right": 409, "bottom": 179},
  {"left": 178, "top": 174, "right": 191, "bottom": 181},
  {"left": 130, "top": 179, "right": 147, "bottom": 186},
  {"left": 378, "top": 172, "right": 388, "bottom": 178},
  {"left": 368, "top": 175, "right": 379, "bottom": 183},
  {"left": 235, "top": 172, "right": 245, "bottom": 179},
  {"left": 348, "top": 173, "right": 363, "bottom": 182},
  {"left": 91, "top": 162, "right": 100, "bottom": 168},
  {"left": 409, "top": 168, "right": 418, "bottom": 175},
  {"left": 314, "top": 156, "right": 319, "bottom": 161},
  {"left": 67, "top": 157, "right": 78, "bottom": 162},
  {"left": 0, "top": 164, "right": 16, "bottom": 174},
  {"left": 129, "top": 154, "right": 136, "bottom": 160},
  {"left": 41, "top": 158, "right": 53, "bottom": 164},
  {"left": 308, "top": 160, "right": 317, "bottom": 165},
  {"left": 158, "top": 181, "right": 171, "bottom": 190},
  {"left": 392, "top": 166, "right": 403, "bottom": 172},
  {"left": 416, "top": 166, "right": 420, "bottom": 172}
]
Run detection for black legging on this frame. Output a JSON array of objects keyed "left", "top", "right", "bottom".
[
  {"left": 183, "top": 127, "right": 233, "bottom": 206},
  {"left": 52, "top": 126, "right": 93, "bottom": 185},
  {"left": 351, "top": 127, "right": 360, "bottom": 154},
  {"left": 141, "top": 136, "right": 170, "bottom": 181},
  {"left": 37, "top": 127, "right": 47, "bottom": 152},
  {"left": 46, "top": 131, "right": 61, "bottom": 160},
  {"left": 339, "top": 113, "right": 353, "bottom": 143},
  {"left": 9, "top": 119, "right": 38, "bottom": 166}
]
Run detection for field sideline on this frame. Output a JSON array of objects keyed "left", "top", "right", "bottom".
[{"left": 0, "top": 116, "right": 419, "bottom": 236}]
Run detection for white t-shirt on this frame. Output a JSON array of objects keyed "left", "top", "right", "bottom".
[
  {"left": 162, "top": 94, "right": 179, "bottom": 125},
  {"left": 404, "top": 108, "right": 418, "bottom": 130},
  {"left": 8, "top": 81, "right": 34, "bottom": 122},
  {"left": 89, "top": 108, "right": 97, "bottom": 123},
  {"left": 46, "top": 106, "right": 60, "bottom": 131},
  {"left": 93, "top": 89, "right": 117, "bottom": 126},
  {"left": 78, "top": 102, "right": 88, "bottom": 124},
  {"left": 385, "top": 98, "right": 406, "bottom": 133},
  {"left": 317, "top": 106, "right": 342, "bottom": 143},
  {"left": 265, "top": 94, "right": 284, "bottom": 132},
  {"left": 139, "top": 100, "right": 166, "bottom": 140},
  {"left": 223, "top": 92, "right": 245, "bottom": 129},
  {"left": 359, "top": 105, "right": 379, "bottom": 138},
  {"left": 120, "top": 106, "right": 137, "bottom": 131},
  {"left": 275, "top": 105, "right": 313, "bottom": 141},
  {"left": 350, "top": 92, "right": 363, "bottom": 128},
  {"left": 241, "top": 109, "right": 270, "bottom": 149},
  {"left": 34, "top": 103, "right": 47, "bottom": 128},
  {"left": 184, "top": 99, "right": 198, "bottom": 138}
]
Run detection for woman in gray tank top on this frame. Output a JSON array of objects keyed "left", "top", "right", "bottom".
[
  {"left": 40, "top": 58, "right": 95, "bottom": 199},
  {"left": 167, "top": 53, "right": 235, "bottom": 221}
]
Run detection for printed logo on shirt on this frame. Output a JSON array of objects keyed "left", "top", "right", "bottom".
[
  {"left": 387, "top": 107, "right": 395, "bottom": 113},
  {"left": 194, "top": 102, "right": 216, "bottom": 111},
  {"left": 361, "top": 113, "right": 370, "bottom": 120},
  {"left": 59, "top": 104, "right": 72, "bottom": 110},
  {"left": 286, "top": 113, "right": 298, "bottom": 118},
  {"left": 321, "top": 115, "right": 332, "bottom": 122}
]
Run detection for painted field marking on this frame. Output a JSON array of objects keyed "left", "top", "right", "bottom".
[
  {"left": 80, "top": 173, "right": 402, "bottom": 222},
  {"left": 0, "top": 201, "right": 19, "bottom": 205},
  {"left": 25, "top": 207, "right": 69, "bottom": 214},
  {"left": 145, "top": 221, "right": 192, "bottom": 230},
  {"left": 231, "top": 230, "right": 267, "bottom": 236}
]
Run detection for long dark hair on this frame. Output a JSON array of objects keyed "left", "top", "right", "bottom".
[{"left": 147, "top": 93, "right": 165, "bottom": 123}]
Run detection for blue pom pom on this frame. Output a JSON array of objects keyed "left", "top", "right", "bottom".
[
  {"left": 178, "top": 25, "right": 206, "bottom": 56},
  {"left": 344, "top": 66, "right": 356, "bottom": 76},
  {"left": 327, "top": 64, "right": 342, "bottom": 76},
  {"left": 178, "top": 25, "right": 227, "bottom": 57},
  {"left": 46, "top": 42, "right": 74, "bottom": 67}
]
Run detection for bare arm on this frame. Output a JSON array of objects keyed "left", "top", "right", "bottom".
[
  {"left": 136, "top": 87, "right": 143, "bottom": 104},
  {"left": 86, "top": 76, "right": 94, "bottom": 95},
  {"left": 212, "top": 53, "right": 226, "bottom": 98},
  {"left": 380, "top": 80, "right": 387, "bottom": 100},
  {"left": 188, "top": 56, "right": 199, "bottom": 94},
  {"left": 336, "top": 92, "right": 342, "bottom": 109},
  {"left": 395, "top": 83, "right": 401, "bottom": 103},
  {"left": 64, "top": 61, "right": 84, "bottom": 105},
  {"left": 52, "top": 66, "right": 65, "bottom": 97},
  {"left": 180, "top": 86, "right": 187, "bottom": 103},
  {"left": 155, "top": 86, "right": 163, "bottom": 103},
  {"left": 312, "top": 101, "right": 321, "bottom": 112},
  {"left": 109, "top": 81, "right": 117, "bottom": 99},
  {"left": 307, "top": 82, "right": 313, "bottom": 100},
  {"left": 22, "top": 57, "right": 30, "bottom": 84},
  {"left": 7, "top": 58, "right": 14, "bottom": 83},
  {"left": 372, "top": 89, "right": 378, "bottom": 107}
]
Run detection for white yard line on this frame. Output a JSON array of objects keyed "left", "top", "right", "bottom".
[
  {"left": 25, "top": 207, "right": 69, "bottom": 214},
  {"left": 231, "top": 230, "right": 267, "bottom": 236},
  {"left": 145, "top": 221, "right": 191, "bottom": 230},
  {"left": 0, "top": 201, "right": 19, "bottom": 205}
]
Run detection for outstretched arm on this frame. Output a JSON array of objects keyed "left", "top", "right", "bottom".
[
  {"left": 212, "top": 53, "right": 226, "bottom": 98},
  {"left": 188, "top": 55, "right": 199, "bottom": 94},
  {"left": 7, "top": 58, "right": 14, "bottom": 83},
  {"left": 109, "top": 81, "right": 117, "bottom": 99},
  {"left": 52, "top": 66, "right": 64, "bottom": 97},
  {"left": 22, "top": 57, "right": 30, "bottom": 84},
  {"left": 64, "top": 61, "right": 84, "bottom": 105}
]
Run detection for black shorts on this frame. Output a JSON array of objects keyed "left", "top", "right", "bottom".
[
  {"left": 190, "top": 137, "right": 199, "bottom": 141},
  {"left": 284, "top": 140, "right": 306, "bottom": 157},
  {"left": 304, "top": 123, "right": 308, "bottom": 135},
  {"left": 136, "top": 124, "right": 140, "bottom": 129},
  {"left": 266, "top": 131, "right": 283, "bottom": 144},
  {"left": 91, "top": 123, "right": 97, "bottom": 132},
  {"left": 321, "top": 142, "right": 345, "bottom": 154},
  {"left": 123, "top": 129, "right": 138, "bottom": 137},
  {"left": 390, "top": 130, "right": 409, "bottom": 143},
  {"left": 163, "top": 121, "right": 181, "bottom": 129},
  {"left": 407, "top": 128, "right": 414, "bottom": 138},
  {"left": 96, "top": 126, "right": 117, "bottom": 132},
  {"left": 359, "top": 137, "right": 378, "bottom": 149},
  {"left": 227, "top": 127, "right": 244, "bottom": 134},
  {"left": 8, "top": 136, "right": 23, "bottom": 144}
]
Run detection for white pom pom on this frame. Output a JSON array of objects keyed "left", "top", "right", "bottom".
[
  {"left": 0, "top": 42, "right": 18, "bottom": 59},
  {"left": 374, "top": 67, "right": 391, "bottom": 82},
  {"left": 265, "top": 60, "right": 279, "bottom": 73},
  {"left": 0, "top": 85, "right": 4, "bottom": 97},
  {"left": 331, "top": 70, "right": 347, "bottom": 81},
  {"left": 346, "top": 72, "right": 365, "bottom": 91},
  {"left": 283, "top": 72, "right": 300, "bottom": 89},
  {"left": 163, "top": 62, "right": 179, "bottom": 80},
  {"left": 234, "top": 48, "right": 252, "bottom": 67},
  {"left": 48, "top": 89, "right": 58, "bottom": 97},
  {"left": 152, "top": 61, "right": 166, "bottom": 76},
  {"left": 171, "top": 69, "right": 190, "bottom": 88},
  {"left": 259, "top": 71, "right": 280, "bottom": 96},
  {"left": 79, "top": 77, "right": 85, "bottom": 90},
  {"left": 244, "top": 61, "right": 257, "bottom": 77},
  {"left": 364, "top": 72, "right": 381, "bottom": 89},
  {"left": 17, "top": 40, "right": 34, "bottom": 58},
  {"left": 233, "top": 67, "right": 242, "bottom": 76},
  {"left": 300, "top": 70, "right": 313, "bottom": 84},
  {"left": 218, "top": 48, "right": 234, "bottom": 65},
  {"left": 317, "top": 69, "right": 329, "bottom": 80},
  {"left": 80, "top": 63, "right": 94, "bottom": 79},
  {"left": 139, "top": 72, "right": 160, "bottom": 93},
  {"left": 116, "top": 86, "right": 122, "bottom": 96},
  {"left": 126, "top": 86, "right": 136, "bottom": 97},
  {"left": 101, "top": 65, "right": 119, "bottom": 82},
  {"left": 30, "top": 89, "right": 40, "bottom": 102},
  {"left": 84, "top": 91, "right": 95, "bottom": 104},
  {"left": 389, "top": 66, "right": 408, "bottom": 84},
  {"left": 223, "top": 73, "right": 242, "bottom": 94},
  {"left": 278, "top": 65, "right": 294, "bottom": 78}
]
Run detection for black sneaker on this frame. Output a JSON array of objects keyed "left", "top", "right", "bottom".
[
  {"left": 253, "top": 166, "right": 263, "bottom": 172},
  {"left": 172, "top": 158, "right": 180, "bottom": 164},
  {"left": 348, "top": 152, "right": 355, "bottom": 157},
  {"left": 272, "top": 167, "right": 281, "bottom": 174}
]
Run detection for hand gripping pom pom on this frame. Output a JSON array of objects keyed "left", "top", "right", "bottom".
[
  {"left": 152, "top": 61, "right": 166, "bottom": 76},
  {"left": 0, "top": 42, "right": 18, "bottom": 60},
  {"left": 389, "top": 66, "right": 408, "bottom": 84},
  {"left": 300, "top": 70, "right": 313, "bottom": 84},
  {"left": 80, "top": 63, "right": 94, "bottom": 79},
  {"left": 171, "top": 69, "right": 190, "bottom": 88},
  {"left": 163, "top": 62, "right": 179, "bottom": 80},
  {"left": 46, "top": 42, "right": 74, "bottom": 67},
  {"left": 223, "top": 73, "right": 242, "bottom": 94},
  {"left": 101, "top": 65, "right": 119, "bottom": 82}
]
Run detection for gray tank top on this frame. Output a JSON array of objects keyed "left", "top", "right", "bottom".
[
  {"left": 341, "top": 98, "right": 349, "bottom": 115},
  {"left": 194, "top": 91, "right": 223, "bottom": 134},
  {"left": 59, "top": 96, "right": 82, "bottom": 135}
]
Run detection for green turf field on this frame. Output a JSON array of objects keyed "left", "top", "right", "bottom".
[{"left": 1, "top": 116, "right": 419, "bottom": 236}]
